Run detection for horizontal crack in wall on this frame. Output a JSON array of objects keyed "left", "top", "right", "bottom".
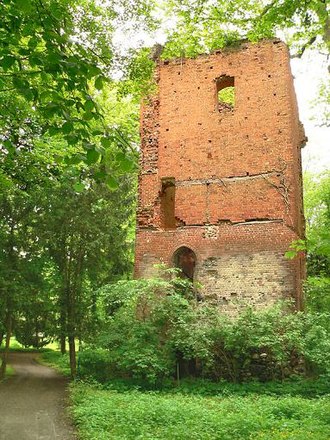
[
  {"left": 232, "top": 219, "right": 283, "bottom": 226},
  {"left": 176, "top": 171, "right": 282, "bottom": 186}
]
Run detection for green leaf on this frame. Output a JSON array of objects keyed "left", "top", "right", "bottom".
[
  {"left": 92, "top": 130, "right": 103, "bottom": 136},
  {"left": 29, "top": 55, "right": 43, "bottom": 67},
  {"left": 118, "top": 156, "right": 133, "bottom": 172},
  {"left": 88, "top": 64, "right": 102, "bottom": 78},
  {"left": 285, "top": 250, "right": 297, "bottom": 260},
  {"left": 66, "top": 135, "right": 78, "bottom": 145},
  {"left": 50, "top": 4, "right": 63, "bottom": 20},
  {"left": 86, "top": 149, "right": 100, "bottom": 165},
  {"left": 65, "top": 154, "right": 83, "bottom": 165},
  {"left": 94, "top": 170, "right": 106, "bottom": 181},
  {"left": 101, "top": 137, "right": 111, "bottom": 148},
  {"left": 84, "top": 100, "right": 94, "bottom": 112},
  {"left": 28, "top": 37, "right": 38, "bottom": 49},
  {"left": 95, "top": 76, "right": 104, "bottom": 90},
  {"left": 12, "top": 76, "right": 28, "bottom": 90},
  {"left": 3, "top": 139, "right": 14, "bottom": 152},
  {"left": 83, "top": 111, "right": 94, "bottom": 121},
  {"left": 73, "top": 182, "right": 85, "bottom": 192},
  {"left": 61, "top": 122, "right": 74, "bottom": 134},
  {"left": 106, "top": 176, "right": 119, "bottom": 190},
  {"left": 22, "top": 88, "right": 34, "bottom": 101},
  {"left": 16, "top": 0, "right": 33, "bottom": 12},
  {"left": 1, "top": 56, "right": 16, "bottom": 70},
  {"left": 48, "top": 126, "right": 59, "bottom": 136}
]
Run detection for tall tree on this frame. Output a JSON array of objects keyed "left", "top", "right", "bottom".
[{"left": 39, "top": 171, "right": 135, "bottom": 375}]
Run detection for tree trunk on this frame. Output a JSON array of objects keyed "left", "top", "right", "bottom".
[
  {"left": 35, "top": 317, "right": 39, "bottom": 349},
  {"left": 59, "top": 293, "right": 67, "bottom": 354},
  {"left": 0, "top": 314, "right": 12, "bottom": 380},
  {"left": 66, "top": 282, "right": 76, "bottom": 378},
  {"left": 60, "top": 335, "right": 66, "bottom": 354},
  {"left": 68, "top": 334, "right": 76, "bottom": 378}
]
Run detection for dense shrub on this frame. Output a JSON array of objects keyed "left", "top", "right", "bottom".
[
  {"left": 83, "top": 276, "right": 330, "bottom": 385},
  {"left": 304, "top": 277, "right": 330, "bottom": 312},
  {"left": 77, "top": 350, "right": 114, "bottom": 383}
]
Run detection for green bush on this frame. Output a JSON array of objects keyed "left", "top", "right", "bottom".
[
  {"left": 41, "top": 351, "right": 71, "bottom": 376},
  {"left": 98, "top": 284, "right": 190, "bottom": 384},
  {"left": 84, "top": 276, "right": 330, "bottom": 385},
  {"left": 304, "top": 277, "right": 330, "bottom": 312},
  {"left": 77, "top": 349, "right": 114, "bottom": 383}
]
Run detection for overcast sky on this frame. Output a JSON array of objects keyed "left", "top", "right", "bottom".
[{"left": 291, "top": 50, "right": 330, "bottom": 174}]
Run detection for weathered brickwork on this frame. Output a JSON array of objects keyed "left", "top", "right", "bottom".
[{"left": 135, "top": 40, "right": 306, "bottom": 310}]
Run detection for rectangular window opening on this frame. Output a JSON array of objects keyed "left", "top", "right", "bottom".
[
  {"left": 216, "top": 75, "right": 235, "bottom": 111},
  {"left": 161, "top": 177, "right": 176, "bottom": 229}
]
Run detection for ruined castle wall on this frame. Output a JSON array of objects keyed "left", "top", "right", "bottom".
[{"left": 135, "top": 40, "right": 306, "bottom": 310}]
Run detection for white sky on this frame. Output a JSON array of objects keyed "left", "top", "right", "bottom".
[{"left": 291, "top": 51, "right": 330, "bottom": 174}]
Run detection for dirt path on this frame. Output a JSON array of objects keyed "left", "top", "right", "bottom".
[{"left": 0, "top": 352, "right": 76, "bottom": 440}]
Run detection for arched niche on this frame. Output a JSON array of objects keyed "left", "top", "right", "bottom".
[{"left": 172, "top": 246, "right": 197, "bottom": 281}]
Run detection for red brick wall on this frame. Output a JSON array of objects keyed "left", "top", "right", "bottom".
[{"left": 135, "top": 40, "right": 306, "bottom": 310}]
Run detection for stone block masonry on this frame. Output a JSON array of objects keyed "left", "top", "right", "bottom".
[{"left": 134, "top": 39, "right": 306, "bottom": 312}]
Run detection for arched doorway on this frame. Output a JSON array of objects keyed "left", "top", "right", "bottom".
[{"left": 173, "top": 246, "right": 197, "bottom": 281}]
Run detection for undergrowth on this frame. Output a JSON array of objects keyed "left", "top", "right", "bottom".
[
  {"left": 40, "top": 351, "right": 71, "bottom": 376},
  {"left": 70, "top": 381, "right": 330, "bottom": 440}
]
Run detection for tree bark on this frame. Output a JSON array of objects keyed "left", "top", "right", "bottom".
[
  {"left": 0, "top": 313, "right": 12, "bottom": 380},
  {"left": 59, "top": 300, "right": 66, "bottom": 354},
  {"left": 68, "top": 334, "right": 76, "bottom": 378}
]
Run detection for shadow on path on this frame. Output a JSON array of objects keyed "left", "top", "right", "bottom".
[{"left": 0, "top": 352, "right": 76, "bottom": 440}]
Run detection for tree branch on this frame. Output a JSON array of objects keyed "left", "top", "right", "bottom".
[{"left": 290, "top": 36, "right": 317, "bottom": 58}]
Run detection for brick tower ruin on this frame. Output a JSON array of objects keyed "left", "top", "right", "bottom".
[{"left": 135, "top": 40, "right": 306, "bottom": 311}]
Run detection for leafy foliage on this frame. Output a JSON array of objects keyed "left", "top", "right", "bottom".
[
  {"left": 163, "top": 0, "right": 329, "bottom": 58},
  {"left": 77, "top": 276, "right": 330, "bottom": 386},
  {"left": 0, "top": 0, "right": 155, "bottom": 172},
  {"left": 71, "top": 381, "right": 330, "bottom": 440},
  {"left": 304, "top": 171, "right": 330, "bottom": 277}
]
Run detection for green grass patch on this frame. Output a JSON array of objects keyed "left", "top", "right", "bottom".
[
  {"left": 0, "top": 363, "right": 15, "bottom": 382},
  {"left": 40, "top": 350, "right": 71, "bottom": 377},
  {"left": 0, "top": 337, "right": 57, "bottom": 353},
  {"left": 71, "top": 382, "right": 330, "bottom": 440},
  {"left": 5, "top": 364, "right": 15, "bottom": 377}
]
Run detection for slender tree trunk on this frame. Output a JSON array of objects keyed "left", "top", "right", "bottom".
[
  {"left": 60, "top": 335, "right": 66, "bottom": 355},
  {"left": 0, "top": 332, "right": 3, "bottom": 347},
  {"left": 68, "top": 334, "right": 76, "bottom": 378},
  {"left": 67, "top": 286, "right": 77, "bottom": 378},
  {"left": 67, "top": 245, "right": 85, "bottom": 378},
  {"left": 66, "top": 250, "right": 77, "bottom": 378},
  {"left": 60, "top": 301, "right": 66, "bottom": 354},
  {"left": 35, "top": 317, "right": 39, "bottom": 349},
  {"left": 0, "top": 313, "right": 12, "bottom": 380}
]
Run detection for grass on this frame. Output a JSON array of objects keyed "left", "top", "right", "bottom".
[
  {"left": 71, "top": 382, "right": 330, "bottom": 440},
  {"left": 0, "top": 337, "right": 60, "bottom": 352},
  {"left": 0, "top": 363, "right": 15, "bottom": 383},
  {"left": 36, "top": 350, "right": 330, "bottom": 439},
  {"left": 0, "top": 364, "right": 15, "bottom": 380},
  {"left": 39, "top": 350, "right": 71, "bottom": 377},
  {"left": 5, "top": 364, "right": 15, "bottom": 377}
]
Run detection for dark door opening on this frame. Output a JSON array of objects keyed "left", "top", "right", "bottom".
[{"left": 173, "top": 246, "right": 196, "bottom": 281}]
